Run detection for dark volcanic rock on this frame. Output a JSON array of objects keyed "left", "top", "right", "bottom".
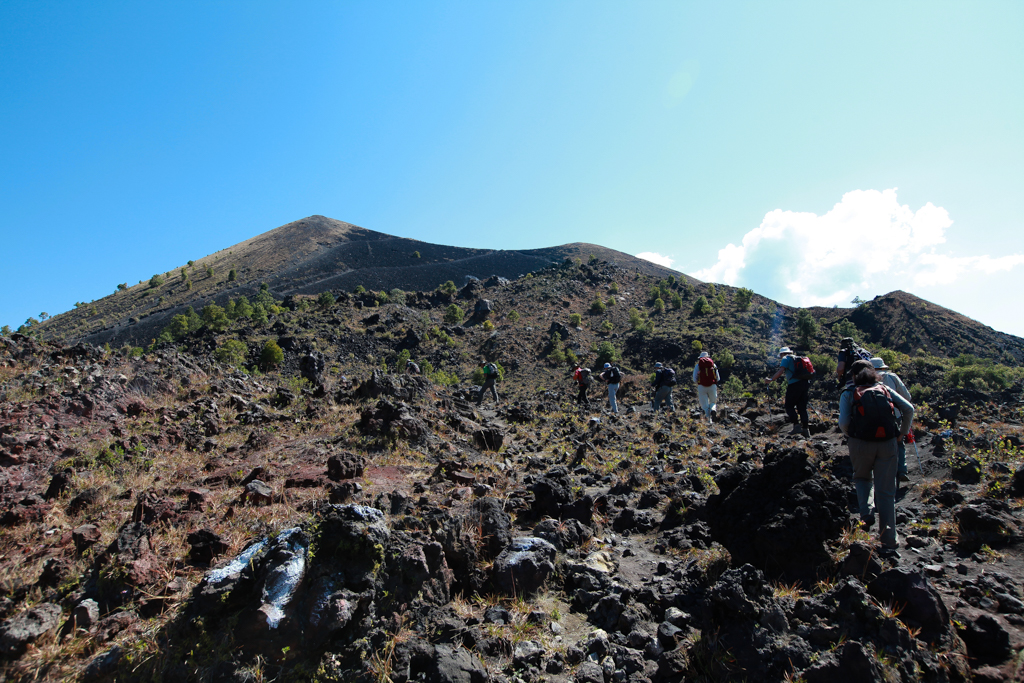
[
  {"left": 691, "top": 447, "right": 848, "bottom": 580},
  {"left": 492, "top": 537, "right": 556, "bottom": 597},
  {"left": 327, "top": 451, "right": 366, "bottom": 481},
  {"left": 0, "top": 603, "right": 62, "bottom": 657}
]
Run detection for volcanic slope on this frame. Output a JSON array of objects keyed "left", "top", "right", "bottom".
[
  {"left": 2, "top": 259, "right": 1024, "bottom": 682},
  {"left": 35, "top": 215, "right": 689, "bottom": 348}
]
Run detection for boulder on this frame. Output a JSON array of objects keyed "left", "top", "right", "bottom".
[
  {"left": 492, "top": 537, "right": 556, "bottom": 596},
  {"left": 954, "top": 607, "right": 1011, "bottom": 664},
  {"left": 0, "top": 603, "right": 62, "bottom": 657},
  {"left": 327, "top": 452, "right": 365, "bottom": 481},
  {"left": 867, "top": 568, "right": 950, "bottom": 644}
]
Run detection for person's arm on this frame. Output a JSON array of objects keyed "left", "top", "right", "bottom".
[
  {"left": 889, "top": 390, "right": 915, "bottom": 437},
  {"left": 838, "top": 389, "right": 853, "bottom": 436},
  {"left": 890, "top": 374, "right": 912, "bottom": 403},
  {"left": 692, "top": 364, "right": 699, "bottom": 383},
  {"left": 767, "top": 367, "right": 785, "bottom": 383},
  {"left": 714, "top": 366, "right": 721, "bottom": 383}
]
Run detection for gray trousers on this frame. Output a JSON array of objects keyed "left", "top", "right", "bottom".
[
  {"left": 652, "top": 386, "right": 673, "bottom": 411},
  {"left": 477, "top": 378, "right": 498, "bottom": 404},
  {"left": 849, "top": 437, "right": 899, "bottom": 548}
]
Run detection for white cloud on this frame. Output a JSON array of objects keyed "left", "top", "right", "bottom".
[
  {"left": 694, "top": 188, "right": 1024, "bottom": 315},
  {"left": 636, "top": 251, "right": 675, "bottom": 268}
]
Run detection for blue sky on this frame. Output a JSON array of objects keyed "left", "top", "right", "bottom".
[{"left": 2, "top": 2, "right": 1022, "bottom": 336}]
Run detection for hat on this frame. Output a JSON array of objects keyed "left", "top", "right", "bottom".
[
  {"left": 870, "top": 357, "right": 888, "bottom": 370},
  {"left": 603, "top": 363, "right": 611, "bottom": 369},
  {"left": 654, "top": 362, "right": 663, "bottom": 368},
  {"left": 698, "top": 351, "right": 709, "bottom": 358},
  {"left": 779, "top": 347, "right": 793, "bottom": 356}
]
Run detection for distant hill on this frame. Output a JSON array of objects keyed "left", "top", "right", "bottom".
[
  {"left": 35, "top": 215, "right": 692, "bottom": 347},
  {"left": 810, "top": 290, "right": 1024, "bottom": 365}
]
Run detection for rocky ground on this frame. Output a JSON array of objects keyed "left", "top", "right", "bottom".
[{"left": 1, "top": 261, "right": 1023, "bottom": 682}]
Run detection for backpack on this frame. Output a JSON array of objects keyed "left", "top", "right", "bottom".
[
  {"left": 606, "top": 366, "right": 621, "bottom": 384},
  {"left": 661, "top": 368, "right": 677, "bottom": 387},
  {"left": 483, "top": 363, "right": 497, "bottom": 377},
  {"left": 847, "top": 384, "right": 899, "bottom": 441},
  {"left": 579, "top": 368, "right": 592, "bottom": 386},
  {"left": 840, "top": 343, "right": 874, "bottom": 381},
  {"left": 697, "top": 357, "right": 717, "bottom": 387},
  {"left": 791, "top": 356, "right": 815, "bottom": 381}
]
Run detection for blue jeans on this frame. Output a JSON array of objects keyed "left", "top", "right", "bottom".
[{"left": 607, "top": 383, "right": 619, "bottom": 413}]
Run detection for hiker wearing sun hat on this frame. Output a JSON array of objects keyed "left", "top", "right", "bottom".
[
  {"left": 766, "top": 346, "right": 810, "bottom": 437},
  {"left": 598, "top": 362, "right": 621, "bottom": 413},
  {"left": 871, "top": 357, "right": 914, "bottom": 482}
]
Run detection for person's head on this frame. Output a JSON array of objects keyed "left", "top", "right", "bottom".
[
  {"left": 698, "top": 351, "right": 709, "bottom": 358},
  {"left": 841, "top": 337, "right": 854, "bottom": 351},
  {"left": 603, "top": 363, "right": 611, "bottom": 369},
  {"left": 778, "top": 347, "right": 793, "bottom": 358},
  {"left": 850, "top": 359, "right": 879, "bottom": 386},
  {"left": 654, "top": 362, "right": 663, "bottom": 369},
  {"left": 407, "top": 360, "right": 414, "bottom": 366},
  {"left": 869, "top": 357, "right": 888, "bottom": 370}
]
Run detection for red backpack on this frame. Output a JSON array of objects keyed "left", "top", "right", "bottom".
[
  {"left": 697, "top": 357, "right": 717, "bottom": 387},
  {"left": 792, "top": 356, "right": 815, "bottom": 381}
]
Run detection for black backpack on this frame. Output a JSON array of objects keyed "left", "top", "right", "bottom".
[
  {"left": 847, "top": 384, "right": 898, "bottom": 441},
  {"left": 662, "top": 368, "right": 677, "bottom": 387},
  {"left": 607, "top": 366, "right": 621, "bottom": 384}
]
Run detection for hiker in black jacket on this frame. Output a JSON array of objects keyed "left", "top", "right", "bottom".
[
  {"left": 651, "top": 362, "right": 675, "bottom": 412},
  {"left": 599, "top": 362, "right": 621, "bottom": 414}
]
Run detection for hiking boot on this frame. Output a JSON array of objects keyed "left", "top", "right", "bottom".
[
  {"left": 860, "top": 515, "right": 876, "bottom": 530},
  {"left": 879, "top": 547, "right": 901, "bottom": 560},
  {"left": 801, "top": 427, "right": 810, "bottom": 438},
  {"left": 789, "top": 423, "right": 802, "bottom": 435},
  {"left": 898, "top": 473, "right": 910, "bottom": 483}
]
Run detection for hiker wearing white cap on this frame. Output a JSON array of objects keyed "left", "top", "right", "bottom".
[
  {"left": 766, "top": 346, "right": 810, "bottom": 437},
  {"left": 871, "top": 357, "right": 914, "bottom": 482},
  {"left": 599, "top": 362, "right": 622, "bottom": 414},
  {"left": 651, "top": 362, "right": 676, "bottom": 412},
  {"left": 692, "top": 351, "right": 720, "bottom": 424}
]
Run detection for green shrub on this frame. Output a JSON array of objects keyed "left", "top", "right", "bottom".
[
  {"left": 735, "top": 287, "right": 754, "bottom": 311},
  {"left": 595, "top": 341, "right": 620, "bottom": 365},
  {"left": 691, "top": 340, "right": 703, "bottom": 352},
  {"left": 909, "top": 383, "right": 932, "bottom": 403},
  {"left": 653, "top": 298, "right": 665, "bottom": 314},
  {"left": 444, "top": 304, "right": 465, "bottom": 324},
  {"left": 149, "top": 274, "right": 164, "bottom": 288},
  {"left": 389, "top": 288, "right": 407, "bottom": 305},
  {"left": 671, "top": 293, "right": 682, "bottom": 310},
  {"left": 795, "top": 309, "right": 818, "bottom": 347},
  {"left": 606, "top": 296, "right": 616, "bottom": 307},
  {"left": 206, "top": 266, "right": 214, "bottom": 278},
  {"left": 507, "top": 310, "right": 520, "bottom": 323},
  {"left": 608, "top": 282, "right": 619, "bottom": 294},
  {"left": 413, "top": 251, "right": 421, "bottom": 258},
  {"left": 228, "top": 268, "right": 237, "bottom": 282},
  {"left": 569, "top": 313, "right": 582, "bottom": 327},
  {"left": 831, "top": 319, "right": 859, "bottom": 340},
  {"left": 717, "top": 349, "right": 735, "bottom": 368},
  {"left": 600, "top": 320, "right": 614, "bottom": 334},
  {"left": 260, "top": 340, "right": 284, "bottom": 370},
  {"left": 438, "top": 280, "right": 457, "bottom": 297},
  {"left": 721, "top": 376, "right": 743, "bottom": 396},
  {"left": 202, "top": 304, "right": 230, "bottom": 332},
  {"left": 590, "top": 299, "right": 606, "bottom": 314},
  {"left": 214, "top": 339, "right": 248, "bottom": 366},
  {"left": 318, "top": 291, "right": 336, "bottom": 308},
  {"left": 354, "top": 285, "right": 366, "bottom": 294},
  {"left": 809, "top": 353, "right": 837, "bottom": 377},
  {"left": 482, "top": 320, "right": 495, "bottom": 332},
  {"left": 691, "top": 296, "right": 712, "bottom": 316}
]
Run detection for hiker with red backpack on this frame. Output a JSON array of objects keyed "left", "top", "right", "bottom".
[
  {"left": 573, "top": 365, "right": 593, "bottom": 407},
  {"left": 871, "top": 357, "right": 914, "bottom": 483},
  {"left": 692, "top": 351, "right": 720, "bottom": 424},
  {"left": 765, "top": 346, "right": 813, "bottom": 437},
  {"left": 839, "top": 359, "right": 915, "bottom": 558}
]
